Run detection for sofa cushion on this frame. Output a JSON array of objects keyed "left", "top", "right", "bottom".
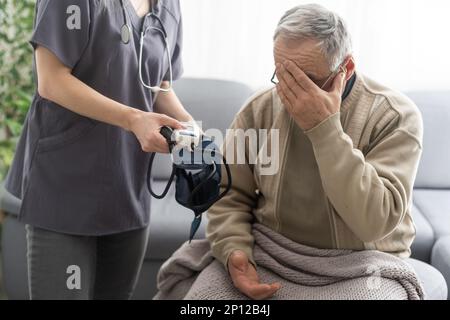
[
  {"left": 410, "top": 204, "right": 435, "bottom": 262},
  {"left": 407, "top": 92, "right": 450, "bottom": 189},
  {"left": 132, "top": 261, "right": 164, "bottom": 300},
  {"left": 406, "top": 258, "right": 447, "bottom": 300},
  {"left": 146, "top": 182, "right": 208, "bottom": 260},
  {"left": 413, "top": 189, "right": 450, "bottom": 238},
  {"left": 431, "top": 236, "right": 450, "bottom": 300}
]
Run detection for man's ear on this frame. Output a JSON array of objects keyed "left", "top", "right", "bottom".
[{"left": 343, "top": 56, "right": 356, "bottom": 81}]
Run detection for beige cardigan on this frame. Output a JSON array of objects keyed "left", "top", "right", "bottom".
[{"left": 206, "top": 72, "right": 424, "bottom": 268}]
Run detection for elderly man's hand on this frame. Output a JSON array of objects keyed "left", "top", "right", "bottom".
[
  {"left": 228, "top": 250, "right": 281, "bottom": 300},
  {"left": 276, "top": 60, "right": 347, "bottom": 131}
]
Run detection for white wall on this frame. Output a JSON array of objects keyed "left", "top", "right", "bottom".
[{"left": 180, "top": 0, "right": 450, "bottom": 92}]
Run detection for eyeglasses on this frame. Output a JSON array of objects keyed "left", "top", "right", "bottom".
[{"left": 271, "top": 65, "right": 344, "bottom": 90}]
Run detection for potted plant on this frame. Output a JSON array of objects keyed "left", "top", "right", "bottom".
[{"left": 0, "top": 0, "right": 35, "bottom": 182}]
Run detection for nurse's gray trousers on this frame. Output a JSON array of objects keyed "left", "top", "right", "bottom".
[{"left": 25, "top": 225, "right": 149, "bottom": 300}]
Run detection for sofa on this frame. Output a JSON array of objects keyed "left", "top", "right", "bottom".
[
  {"left": 406, "top": 92, "right": 450, "bottom": 299},
  {"left": 1, "top": 79, "right": 449, "bottom": 300}
]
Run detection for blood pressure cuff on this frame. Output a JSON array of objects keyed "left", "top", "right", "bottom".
[
  {"left": 174, "top": 161, "right": 221, "bottom": 215},
  {"left": 147, "top": 136, "right": 232, "bottom": 241}
]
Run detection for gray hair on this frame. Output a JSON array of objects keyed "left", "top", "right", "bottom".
[{"left": 274, "top": 4, "right": 352, "bottom": 71}]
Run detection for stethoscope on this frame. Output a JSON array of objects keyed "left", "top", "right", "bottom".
[{"left": 119, "top": 0, "right": 173, "bottom": 93}]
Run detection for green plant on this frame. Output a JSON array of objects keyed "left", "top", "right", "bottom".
[{"left": 0, "top": 0, "right": 36, "bottom": 181}]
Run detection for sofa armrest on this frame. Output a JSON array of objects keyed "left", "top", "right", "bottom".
[
  {"left": 431, "top": 236, "right": 450, "bottom": 300},
  {"left": 0, "top": 183, "right": 21, "bottom": 216}
]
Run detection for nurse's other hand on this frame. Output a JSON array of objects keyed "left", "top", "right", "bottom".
[
  {"left": 130, "top": 112, "right": 183, "bottom": 153},
  {"left": 228, "top": 250, "right": 281, "bottom": 300}
]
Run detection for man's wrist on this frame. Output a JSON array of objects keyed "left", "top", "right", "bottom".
[{"left": 225, "top": 248, "right": 257, "bottom": 272}]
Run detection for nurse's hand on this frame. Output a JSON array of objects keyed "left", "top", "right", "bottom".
[
  {"left": 129, "top": 112, "right": 183, "bottom": 153},
  {"left": 228, "top": 250, "right": 281, "bottom": 300}
]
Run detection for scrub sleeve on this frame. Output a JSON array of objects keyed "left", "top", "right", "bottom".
[{"left": 30, "top": 0, "right": 91, "bottom": 69}]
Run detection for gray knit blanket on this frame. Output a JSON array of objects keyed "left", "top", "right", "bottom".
[{"left": 154, "top": 224, "right": 424, "bottom": 300}]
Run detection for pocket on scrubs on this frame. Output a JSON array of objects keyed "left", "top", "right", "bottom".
[
  {"left": 37, "top": 119, "right": 97, "bottom": 153},
  {"left": 19, "top": 120, "right": 106, "bottom": 231}
]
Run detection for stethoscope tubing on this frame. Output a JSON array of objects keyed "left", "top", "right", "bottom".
[{"left": 119, "top": 0, "right": 173, "bottom": 93}]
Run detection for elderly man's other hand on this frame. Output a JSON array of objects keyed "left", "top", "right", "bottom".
[
  {"left": 276, "top": 60, "right": 347, "bottom": 131},
  {"left": 228, "top": 250, "right": 281, "bottom": 300}
]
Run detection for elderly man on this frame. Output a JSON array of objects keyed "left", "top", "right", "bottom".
[{"left": 205, "top": 4, "right": 446, "bottom": 300}]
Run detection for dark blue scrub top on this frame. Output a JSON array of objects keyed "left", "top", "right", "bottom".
[{"left": 5, "top": 0, "right": 184, "bottom": 235}]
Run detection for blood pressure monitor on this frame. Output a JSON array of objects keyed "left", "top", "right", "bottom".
[{"left": 172, "top": 122, "right": 201, "bottom": 151}]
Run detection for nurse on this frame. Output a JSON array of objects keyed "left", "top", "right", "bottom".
[{"left": 5, "top": 0, "right": 192, "bottom": 299}]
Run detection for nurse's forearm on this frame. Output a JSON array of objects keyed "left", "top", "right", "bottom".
[
  {"left": 41, "top": 73, "right": 141, "bottom": 130},
  {"left": 153, "top": 82, "right": 194, "bottom": 123},
  {"left": 35, "top": 46, "right": 140, "bottom": 131}
]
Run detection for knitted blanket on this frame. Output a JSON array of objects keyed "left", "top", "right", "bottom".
[{"left": 154, "top": 224, "right": 424, "bottom": 300}]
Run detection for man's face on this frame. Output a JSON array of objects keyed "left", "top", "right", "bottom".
[{"left": 273, "top": 37, "right": 334, "bottom": 90}]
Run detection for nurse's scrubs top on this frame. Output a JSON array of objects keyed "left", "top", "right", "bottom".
[{"left": 5, "top": 0, "right": 184, "bottom": 235}]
